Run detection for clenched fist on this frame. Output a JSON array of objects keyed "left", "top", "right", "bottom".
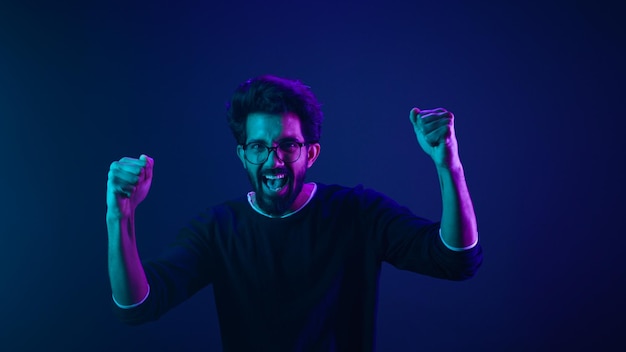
[
  {"left": 106, "top": 154, "right": 154, "bottom": 218},
  {"left": 409, "top": 108, "right": 460, "bottom": 168}
]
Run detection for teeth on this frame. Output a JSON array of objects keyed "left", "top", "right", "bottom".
[{"left": 263, "top": 173, "right": 287, "bottom": 192}]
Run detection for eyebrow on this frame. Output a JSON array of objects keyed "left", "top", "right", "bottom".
[{"left": 246, "top": 137, "right": 301, "bottom": 144}]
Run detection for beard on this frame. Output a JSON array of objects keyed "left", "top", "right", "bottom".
[{"left": 248, "top": 166, "right": 306, "bottom": 216}]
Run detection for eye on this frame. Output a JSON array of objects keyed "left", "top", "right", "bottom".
[
  {"left": 279, "top": 142, "right": 300, "bottom": 153},
  {"left": 248, "top": 143, "right": 266, "bottom": 152}
]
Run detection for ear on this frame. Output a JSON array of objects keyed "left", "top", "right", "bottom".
[
  {"left": 305, "top": 143, "right": 321, "bottom": 168},
  {"left": 236, "top": 144, "right": 247, "bottom": 169}
]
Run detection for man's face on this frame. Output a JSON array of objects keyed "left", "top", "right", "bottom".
[{"left": 237, "top": 112, "right": 320, "bottom": 216}]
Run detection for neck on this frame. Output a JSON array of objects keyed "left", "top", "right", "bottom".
[
  {"left": 249, "top": 182, "right": 316, "bottom": 218},
  {"left": 290, "top": 182, "right": 314, "bottom": 212}
]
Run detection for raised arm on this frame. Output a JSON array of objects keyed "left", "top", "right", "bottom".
[
  {"left": 409, "top": 108, "right": 478, "bottom": 249},
  {"left": 106, "top": 154, "right": 154, "bottom": 306}
]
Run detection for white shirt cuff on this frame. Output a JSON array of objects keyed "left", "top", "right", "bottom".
[
  {"left": 439, "top": 228, "right": 478, "bottom": 251},
  {"left": 112, "top": 285, "right": 150, "bottom": 309}
]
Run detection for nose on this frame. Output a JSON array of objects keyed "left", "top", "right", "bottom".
[{"left": 265, "top": 147, "right": 284, "bottom": 167}]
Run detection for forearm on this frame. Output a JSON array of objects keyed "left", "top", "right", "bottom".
[
  {"left": 107, "top": 212, "right": 149, "bottom": 306},
  {"left": 436, "top": 162, "right": 478, "bottom": 249}
]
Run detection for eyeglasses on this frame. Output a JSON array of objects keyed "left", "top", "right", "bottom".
[{"left": 242, "top": 141, "right": 307, "bottom": 165}]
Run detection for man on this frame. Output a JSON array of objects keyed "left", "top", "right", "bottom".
[{"left": 106, "top": 75, "right": 482, "bottom": 351}]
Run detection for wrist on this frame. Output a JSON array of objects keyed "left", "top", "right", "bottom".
[
  {"left": 106, "top": 210, "right": 131, "bottom": 223},
  {"left": 435, "top": 159, "right": 464, "bottom": 175},
  {"left": 106, "top": 199, "right": 135, "bottom": 221},
  {"left": 106, "top": 210, "right": 133, "bottom": 225},
  {"left": 106, "top": 211, "right": 136, "bottom": 244}
]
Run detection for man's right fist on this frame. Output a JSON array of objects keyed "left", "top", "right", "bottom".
[{"left": 107, "top": 154, "right": 154, "bottom": 217}]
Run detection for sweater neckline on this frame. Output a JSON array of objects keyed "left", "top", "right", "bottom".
[{"left": 246, "top": 182, "right": 317, "bottom": 218}]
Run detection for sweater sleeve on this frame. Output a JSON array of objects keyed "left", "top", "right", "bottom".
[
  {"left": 358, "top": 186, "right": 483, "bottom": 281},
  {"left": 112, "top": 208, "right": 218, "bottom": 325}
]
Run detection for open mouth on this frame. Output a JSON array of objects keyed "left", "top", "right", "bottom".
[{"left": 263, "top": 173, "right": 288, "bottom": 192}]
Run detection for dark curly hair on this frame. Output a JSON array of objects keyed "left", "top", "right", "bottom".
[{"left": 226, "top": 75, "right": 323, "bottom": 145}]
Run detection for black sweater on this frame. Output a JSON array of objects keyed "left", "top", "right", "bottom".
[{"left": 113, "top": 183, "right": 483, "bottom": 351}]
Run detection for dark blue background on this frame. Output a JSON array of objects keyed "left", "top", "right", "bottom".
[{"left": 1, "top": 0, "right": 624, "bottom": 351}]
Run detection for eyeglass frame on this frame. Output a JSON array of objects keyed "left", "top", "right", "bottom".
[{"left": 241, "top": 140, "right": 312, "bottom": 165}]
